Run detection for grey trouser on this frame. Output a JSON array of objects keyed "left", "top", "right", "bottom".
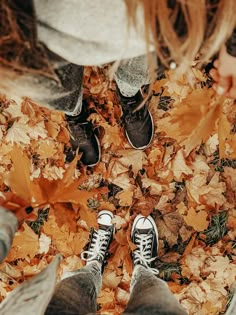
[{"left": 45, "top": 264, "right": 187, "bottom": 315}]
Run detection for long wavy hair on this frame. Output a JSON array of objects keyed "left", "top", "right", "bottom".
[{"left": 125, "top": 0, "right": 236, "bottom": 72}]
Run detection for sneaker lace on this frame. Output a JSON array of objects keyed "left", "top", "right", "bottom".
[
  {"left": 81, "top": 229, "right": 110, "bottom": 262},
  {"left": 133, "top": 233, "right": 159, "bottom": 275}
]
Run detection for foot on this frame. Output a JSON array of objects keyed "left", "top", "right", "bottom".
[
  {"left": 118, "top": 86, "right": 154, "bottom": 149},
  {"left": 81, "top": 210, "right": 114, "bottom": 271},
  {"left": 131, "top": 214, "right": 159, "bottom": 275},
  {"left": 66, "top": 114, "right": 101, "bottom": 167}
]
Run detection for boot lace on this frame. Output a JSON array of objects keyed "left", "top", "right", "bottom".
[
  {"left": 81, "top": 229, "right": 111, "bottom": 263},
  {"left": 133, "top": 233, "right": 159, "bottom": 275}
]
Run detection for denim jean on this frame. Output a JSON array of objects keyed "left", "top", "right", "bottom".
[{"left": 45, "top": 264, "right": 187, "bottom": 315}]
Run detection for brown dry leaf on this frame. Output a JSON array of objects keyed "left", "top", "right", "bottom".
[
  {"left": 171, "top": 149, "right": 192, "bottom": 181},
  {"left": 147, "top": 146, "right": 164, "bottom": 167},
  {"left": 52, "top": 203, "right": 77, "bottom": 231},
  {"left": 42, "top": 215, "right": 89, "bottom": 257},
  {"left": 158, "top": 89, "right": 220, "bottom": 154},
  {"left": 38, "top": 176, "right": 108, "bottom": 206},
  {"left": 223, "top": 167, "right": 236, "bottom": 191},
  {"left": 141, "top": 178, "right": 163, "bottom": 195},
  {"left": 79, "top": 206, "right": 98, "bottom": 229},
  {"left": 182, "top": 206, "right": 209, "bottom": 232},
  {"left": 116, "top": 190, "right": 133, "bottom": 207},
  {"left": 38, "top": 233, "right": 51, "bottom": 254},
  {"left": 5, "top": 116, "right": 31, "bottom": 145},
  {"left": 45, "top": 120, "right": 60, "bottom": 139},
  {"left": 59, "top": 256, "right": 83, "bottom": 276},
  {"left": 218, "top": 107, "right": 236, "bottom": 158},
  {"left": 117, "top": 149, "right": 147, "bottom": 177},
  {"left": 103, "top": 267, "right": 122, "bottom": 289},
  {"left": 110, "top": 173, "right": 134, "bottom": 191},
  {"left": 97, "top": 288, "right": 115, "bottom": 309},
  {"left": 101, "top": 123, "right": 123, "bottom": 149},
  {"left": 228, "top": 215, "right": 236, "bottom": 228},
  {"left": 6, "top": 223, "right": 39, "bottom": 261},
  {"left": 199, "top": 173, "right": 226, "bottom": 207},
  {"left": 116, "top": 287, "right": 129, "bottom": 306},
  {"left": 98, "top": 201, "right": 116, "bottom": 212},
  {"left": 177, "top": 280, "right": 228, "bottom": 315},
  {"left": 107, "top": 159, "right": 129, "bottom": 178},
  {"left": 155, "top": 212, "right": 183, "bottom": 247},
  {"left": 35, "top": 141, "right": 58, "bottom": 160}
]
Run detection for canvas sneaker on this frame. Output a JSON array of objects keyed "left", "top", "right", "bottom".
[
  {"left": 118, "top": 86, "right": 154, "bottom": 149},
  {"left": 81, "top": 210, "right": 114, "bottom": 271},
  {"left": 66, "top": 114, "right": 101, "bottom": 167},
  {"left": 131, "top": 214, "right": 159, "bottom": 275}
]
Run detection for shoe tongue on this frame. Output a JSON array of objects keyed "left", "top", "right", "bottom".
[{"left": 137, "top": 228, "right": 152, "bottom": 235}]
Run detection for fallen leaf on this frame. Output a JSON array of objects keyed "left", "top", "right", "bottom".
[
  {"left": 116, "top": 190, "right": 133, "bottom": 207},
  {"left": 183, "top": 206, "right": 209, "bottom": 232},
  {"left": 6, "top": 223, "right": 39, "bottom": 261}
]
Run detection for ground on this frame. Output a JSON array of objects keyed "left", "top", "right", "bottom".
[{"left": 0, "top": 65, "right": 235, "bottom": 314}]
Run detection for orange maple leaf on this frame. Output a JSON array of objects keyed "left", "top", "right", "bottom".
[{"left": 158, "top": 89, "right": 220, "bottom": 155}]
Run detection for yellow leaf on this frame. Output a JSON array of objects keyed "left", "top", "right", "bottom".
[
  {"left": 158, "top": 89, "right": 220, "bottom": 154},
  {"left": 6, "top": 223, "right": 39, "bottom": 261},
  {"left": 171, "top": 149, "right": 192, "bottom": 181}
]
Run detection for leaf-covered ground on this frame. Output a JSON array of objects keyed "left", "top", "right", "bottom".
[{"left": 0, "top": 66, "right": 236, "bottom": 314}]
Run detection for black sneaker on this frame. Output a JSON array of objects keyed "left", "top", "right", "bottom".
[
  {"left": 81, "top": 210, "right": 114, "bottom": 271},
  {"left": 118, "top": 87, "right": 154, "bottom": 149},
  {"left": 66, "top": 115, "right": 101, "bottom": 167},
  {"left": 131, "top": 214, "right": 159, "bottom": 275}
]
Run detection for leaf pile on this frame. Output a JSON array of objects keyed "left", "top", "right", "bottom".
[{"left": 0, "top": 65, "right": 235, "bottom": 314}]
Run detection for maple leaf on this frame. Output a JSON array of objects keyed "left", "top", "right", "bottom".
[
  {"left": 38, "top": 233, "right": 51, "bottom": 254},
  {"left": 42, "top": 214, "right": 89, "bottom": 257},
  {"left": 171, "top": 149, "right": 192, "bottom": 181},
  {"left": 35, "top": 140, "right": 58, "bottom": 160},
  {"left": 177, "top": 280, "right": 228, "bottom": 315},
  {"left": 116, "top": 287, "right": 129, "bottom": 306},
  {"left": 110, "top": 173, "right": 135, "bottom": 191},
  {"left": 158, "top": 89, "right": 220, "bottom": 155},
  {"left": 97, "top": 288, "right": 115, "bottom": 309},
  {"left": 141, "top": 178, "right": 163, "bottom": 195},
  {"left": 218, "top": 106, "right": 236, "bottom": 159},
  {"left": 116, "top": 149, "right": 147, "bottom": 177},
  {"left": 100, "top": 122, "right": 123, "bottom": 150},
  {"left": 4, "top": 146, "right": 46, "bottom": 206},
  {"left": 6, "top": 222, "right": 39, "bottom": 261},
  {"left": 199, "top": 173, "right": 226, "bottom": 207},
  {"left": 155, "top": 211, "right": 183, "bottom": 247},
  {"left": 4, "top": 101, "right": 22, "bottom": 118},
  {"left": 116, "top": 190, "right": 133, "bottom": 207},
  {"left": 5, "top": 117, "right": 31, "bottom": 145},
  {"left": 103, "top": 267, "right": 122, "bottom": 289},
  {"left": 180, "top": 205, "right": 209, "bottom": 232}
]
